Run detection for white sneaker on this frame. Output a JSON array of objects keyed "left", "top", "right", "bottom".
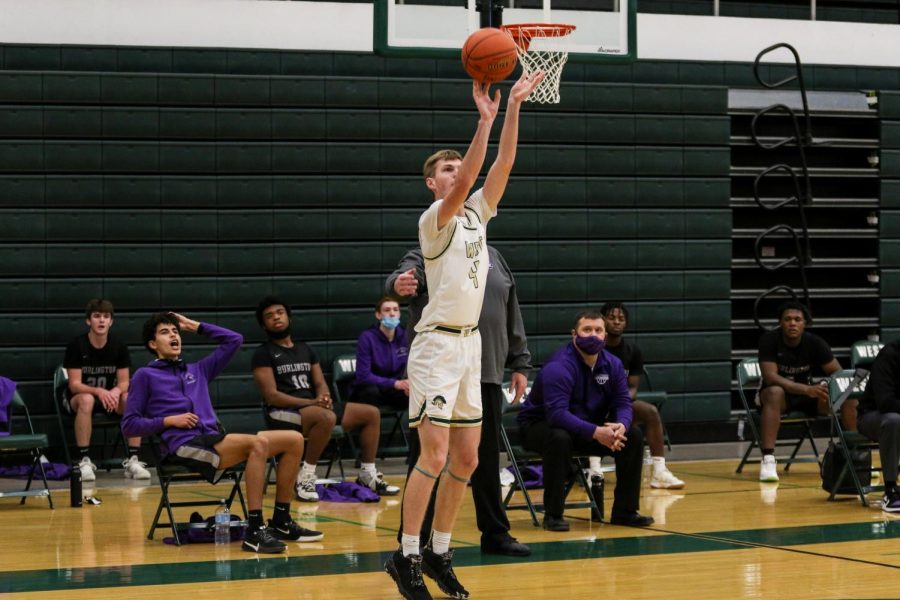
[
  {"left": 295, "top": 472, "right": 319, "bottom": 502},
  {"left": 650, "top": 468, "right": 685, "bottom": 489},
  {"left": 759, "top": 455, "right": 779, "bottom": 482},
  {"left": 79, "top": 457, "right": 97, "bottom": 482},
  {"left": 123, "top": 455, "right": 151, "bottom": 480},
  {"left": 357, "top": 471, "right": 400, "bottom": 496}
]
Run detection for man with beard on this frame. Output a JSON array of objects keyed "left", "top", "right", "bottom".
[
  {"left": 517, "top": 310, "right": 653, "bottom": 532},
  {"left": 250, "top": 296, "right": 393, "bottom": 500}
]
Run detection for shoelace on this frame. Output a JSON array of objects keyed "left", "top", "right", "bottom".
[{"left": 409, "top": 557, "right": 427, "bottom": 588}]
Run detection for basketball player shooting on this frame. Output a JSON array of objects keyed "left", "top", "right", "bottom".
[{"left": 385, "top": 69, "right": 544, "bottom": 600}]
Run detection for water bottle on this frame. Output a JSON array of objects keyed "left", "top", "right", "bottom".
[
  {"left": 642, "top": 445, "right": 652, "bottom": 488},
  {"left": 590, "top": 474, "right": 605, "bottom": 522},
  {"left": 214, "top": 499, "right": 230, "bottom": 545},
  {"left": 70, "top": 461, "right": 82, "bottom": 508}
]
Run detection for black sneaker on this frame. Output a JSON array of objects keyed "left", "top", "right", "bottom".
[
  {"left": 422, "top": 547, "right": 469, "bottom": 599},
  {"left": 610, "top": 511, "right": 655, "bottom": 527},
  {"left": 385, "top": 549, "right": 432, "bottom": 600},
  {"left": 481, "top": 534, "right": 531, "bottom": 557},
  {"left": 542, "top": 515, "right": 570, "bottom": 532},
  {"left": 882, "top": 487, "right": 900, "bottom": 513},
  {"left": 268, "top": 518, "right": 325, "bottom": 542},
  {"left": 357, "top": 472, "right": 401, "bottom": 496},
  {"left": 241, "top": 526, "right": 287, "bottom": 554}
]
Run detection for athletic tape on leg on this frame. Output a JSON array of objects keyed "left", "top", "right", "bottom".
[
  {"left": 414, "top": 464, "right": 439, "bottom": 480},
  {"left": 445, "top": 469, "right": 470, "bottom": 484}
]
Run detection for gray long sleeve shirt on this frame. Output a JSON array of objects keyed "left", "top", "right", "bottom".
[{"left": 384, "top": 245, "right": 532, "bottom": 385}]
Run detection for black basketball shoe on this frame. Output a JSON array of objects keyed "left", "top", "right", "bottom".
[
  {"left": 385, "top": 549, "right": 432, "bottom": 600},
  {"left": 422, "top": 547, "right": 469, "bottom": 599},
  {"left": 267, "top": 518, "right": 324, "bottom": 542},
  {"left": 242, "top": 526, "right": 287, "bottom": 554}
]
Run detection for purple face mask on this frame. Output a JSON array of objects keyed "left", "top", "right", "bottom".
[{"left": 574, "top": 334, "right": 606, "bottom": 355}]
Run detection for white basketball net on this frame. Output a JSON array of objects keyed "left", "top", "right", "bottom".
[{"left": 503, "top": 24, "right": 575, "bottom": 105}]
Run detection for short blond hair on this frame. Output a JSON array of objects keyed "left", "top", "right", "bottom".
[{"left": 422, "top": 149, "right": 462, "bottom": 180}]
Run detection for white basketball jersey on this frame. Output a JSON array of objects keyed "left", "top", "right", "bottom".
[{"left": 416, "top": 189, "right": 494, "bottom": 332}]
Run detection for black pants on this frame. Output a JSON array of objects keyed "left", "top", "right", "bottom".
[
  {"left": 858, "top": 410, "right": 900, "bottom": 483},
  {"left": 397, "top": 383, "right": 510, "bottom": 545},
  {"left": 520, "top": 420, "right": 644, "bottom": 518},
  {"left": 349, "top": 384, "right": 409, "bottom": 412}
]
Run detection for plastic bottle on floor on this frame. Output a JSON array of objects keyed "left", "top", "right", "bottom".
[{"left": 214, "top": 499, "right": 230, "bottom": 545}]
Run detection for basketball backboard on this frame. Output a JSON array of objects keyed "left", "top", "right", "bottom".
[{"left": 374, "top": 0, "right": 636, "bottom": 62}]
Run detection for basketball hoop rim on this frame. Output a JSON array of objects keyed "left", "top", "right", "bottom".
[{"left": 501, "top": 23, "right": 577, "bottom": 51}]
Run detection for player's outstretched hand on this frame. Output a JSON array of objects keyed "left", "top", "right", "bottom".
[
  {"left": 509, "top": 70, "right": 545, "bottom": 104},
  {"left": 393, "top": 268, "right": 419, "bottom": 297},
  {"left": 473, "top": 81, "right": 501, "bottom": 122}
]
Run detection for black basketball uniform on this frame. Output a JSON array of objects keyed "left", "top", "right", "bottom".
[
  {"left": 251, "top": 341, "right": 319, "bottom": 429},
  {"left": 62, "top": 334, "right": 131, "bottom": 413}
]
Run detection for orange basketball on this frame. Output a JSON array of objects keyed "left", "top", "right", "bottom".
[{"left": 461, "top": 27, "right": 518, "bottom": 84}]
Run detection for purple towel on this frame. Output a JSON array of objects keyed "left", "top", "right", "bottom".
[
  {"left": 162, "top": 511, "right": 247, "bottom": 545},
  {"left": 0, "top": 461, "right": 69, "bottom": 480},
  {"left": 506, "top": 465, "right": 543, "bottom": 489},
  {"left": 0, "top": 376, "right": 16, "bottom": 436},
  {"left": 316, "top": 481, "right": 381, "bottom": 503}
]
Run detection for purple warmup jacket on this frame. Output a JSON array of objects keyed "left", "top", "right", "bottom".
[
  {"left": 0, "top": 376, "right": 16, "bottom": 436},
  {"left": 350, "top": 325, "right": 408, "bottom": 393},
  {"left": 121, "top": 323, "right": 242, "bottom": 456},
  {"left": 517, "top": 342, "right": 633, "bottom": 443}
]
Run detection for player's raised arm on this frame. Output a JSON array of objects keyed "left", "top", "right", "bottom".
[
  {"left": 436, "top": 81, "right": 500, "bottom": 228},
  {"left": 483, "top": 70, "right": 545, "bottom": 210}
]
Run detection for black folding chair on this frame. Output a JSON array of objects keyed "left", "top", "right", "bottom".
[
  {"left": 147, "top": 438, "right": 248, "bottom": 546},
  {"left": 52, "top": 365, "right": 129, "bottom": 471},
  {"left": 0, "top": 390, "right": 54, "bottom": 509},
  {"left": 499, "top": 383, "right": 601, "bottom": 527},
  {"left": 639, "top": 368, "right": 671, "bottom": 451},
  {"left": 825, "top": 369, "right": 884, "bottom": 506},
  {"left": 735, "top": 357, "right": 823, "bottom": 474},
  {"left": 332, "top": 354, "right": 408, "bottom": 460}
]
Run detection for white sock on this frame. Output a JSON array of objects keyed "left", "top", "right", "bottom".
[
  {"left": 431, "top": 530, "right": 452, "bottom": 555},
  {"left": 589, "top": 456, "right": 602, "bottom": 472},
  {"left": 652, "top": 456, "right": 666, "bottom": 474},
  {"left": 401, "top": 533, "right": 420, "bottom": 557},
  {"left": 300, "top": 462, "right": 317, "bottom": 479},
  {"left": 361, "top": 462, "right": 377, "bottom": 476}
]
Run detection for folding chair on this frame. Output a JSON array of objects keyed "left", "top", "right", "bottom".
[
  {"left": 850, "top": 340, "right": 883, "bottom": 370},
  {"left": 735, "top": 357, "right": 822, "bottom": 474},
  {"left": 52, "top": 365, "right": 129, "bottom": 471},
  {"left": 499, "top": 383, "right": 601, "bottom": 527},
  {"left": 825, "top": 369, "right": 884, "bottom": 506},
  {"left": 146, "top": 438, "right": 248, "bottom": 546},
  {"left": 331, "top": 354, "right": 408, "bottom": 460},
  {"left": 639, "top": 368, "right": 671, "bottom": 451},
  {"left": 0, "top": 390, "right": 54, "bottom": 508},
  {"left": 262, "top": 401, "right": 348, "bottom": 486}
]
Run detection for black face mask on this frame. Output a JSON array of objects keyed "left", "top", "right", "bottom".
[{"left": 265, "top": 323, "right": 292, "bottom": 340}]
